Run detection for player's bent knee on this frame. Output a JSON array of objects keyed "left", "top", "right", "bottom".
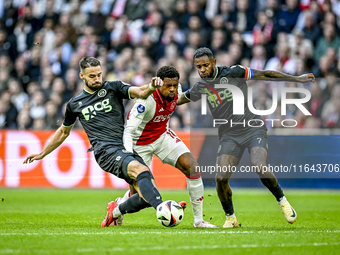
[
  {"left": 127, "top": 160, "right": 149, "bottom": 179},
  {"left": 216, "top": 174, "right": 230, "bottom": 183}
]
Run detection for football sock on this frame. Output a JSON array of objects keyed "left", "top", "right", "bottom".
[
  {"left": 120, "top": 190, "right": 131, "bottom": 204},
  {"left": 278, "top": 196, "right": 287, "bottom": 205},
  {"left": 186, "top": 174, "right": 204, "bottom": 223},
  {"left": 221, "top": 199, "right": 234, "bottom": 216},
  {"left": 136, "top": 171, "right": 163, "bottom": 209},
  {"left": 261, "top": 179, "right": 285, "bottom": 202},
  {"left": 117, "top": 193, "right": 151, "bottom": 216}
]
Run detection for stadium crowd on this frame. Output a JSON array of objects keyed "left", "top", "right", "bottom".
[{"left": 0, "top": 0, "right": 339, "bottom": 130}]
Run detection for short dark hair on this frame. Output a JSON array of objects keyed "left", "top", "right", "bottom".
[
  {"left": 193, "top": 47, "right": 214, "bottom": 60},
  {"left": 79, "top": 57, "right": 101, "bottom": 72},
  {"left": 156, "top": 66, "right": 180, "bottom": 80}
]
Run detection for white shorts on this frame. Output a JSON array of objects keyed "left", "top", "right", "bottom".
[{"left": 134, "top": 129, "right": 190, "bottom": 167}]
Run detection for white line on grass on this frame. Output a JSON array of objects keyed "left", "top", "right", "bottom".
[
  {"left": 0, "top": 242, "right": 339, "bottom": 254},
  {"left": 1, "top": 229, "right": 339, "bottom": 236}
]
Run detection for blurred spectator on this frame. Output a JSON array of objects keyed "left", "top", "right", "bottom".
[
  {"left": 276, "top": 0, "right": 301, "bottom": 33},
  {"left": 321, "top": 85, "right": 340, "bottom": 128},
  {"left": 314, "top": 24, "right": 340, "bottom": 63},
  {"left": 30, "top": 90, "right": 46, "bottom": 120},
  {"left": 7, "top": 78, "right": 29, "bottom": 111},
  {"left": 0, "top": 29, "right": 18, "bottom": 61},
  {"left": 45, "top": 101, "right": 61, "bottom": 129},
  {"left": 250, "top": 45, "right": 267, "bottom": 70},
  {"left": 302, "top": 10, "right": 322, "bottom": 45},
  {"left": 0, "top": 90, "right": 18, "bottom": 128},
  {"left": 265, "top": 43, "right": 296, "bottom": 75},
  {"left": 229, "top": 0, "right": 257, "bottom": 32}
]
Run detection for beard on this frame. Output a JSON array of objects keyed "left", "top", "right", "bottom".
[{"left": 84, "top": 78, "right": 102, "bottom": 90}]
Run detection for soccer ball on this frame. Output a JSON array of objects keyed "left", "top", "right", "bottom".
[{"left": 156, "top": 200, "right": 184, "bottom": 227}]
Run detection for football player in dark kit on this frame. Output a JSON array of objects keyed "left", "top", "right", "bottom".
[
  {"left": 177, "top": 47, "right": 315, "bottom": 228},
  {"left": 23, "top": 57, "right": 171, "bottom": 227}
]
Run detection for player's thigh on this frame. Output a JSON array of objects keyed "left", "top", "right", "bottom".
[
  {"left": 155, "top": 129, "right": 190, "bottom": 168},
  {"left": 95, "top": 148, "right": 147, "bottom": 184},
  {"left": 216, "top": 137, "right": 241, "bottom": 179},
  {"left": 134, "top": 143, "right": 154, "bottom": 167},
  {"left": 248, "top": 135, "right": 268, "bottom": 166},
  {"left": 175, "top": 152, "right": 199, "bottom": 176}
]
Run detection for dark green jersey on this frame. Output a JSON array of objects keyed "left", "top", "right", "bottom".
[
  {"left": 185, "top": 65, "right": 266, "bottom": 137},
  {"left": 63, "top": 81, "right": 131, "bottom": 151}
]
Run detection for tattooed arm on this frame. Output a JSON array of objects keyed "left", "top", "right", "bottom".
[{"left": 252, "top": 69, "right": 315, "bottom": 83}]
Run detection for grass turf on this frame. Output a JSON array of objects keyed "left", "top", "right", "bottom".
[{"left": 0, "top": 188, "right": 339, "bottom": 255}]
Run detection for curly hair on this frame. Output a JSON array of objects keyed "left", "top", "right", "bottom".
[
  {"left": 156, "top": 66, "right": 180, "bottom": 80},
  {"left": 193, "top": 47, "right": 214, "bottom": 60}
]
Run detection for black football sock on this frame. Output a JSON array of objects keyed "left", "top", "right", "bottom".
[
  {"left": 221, "top": 199, "right": 234, "bottom": 216},
  {"left": 136, "top": 171, "right": 163, "bottom": 209},
  {"left": 261, "top": 178, "right": 285, "bottom": 202},
  {"left": 118, "top": 193, "right": 151, "bottom": 214}
]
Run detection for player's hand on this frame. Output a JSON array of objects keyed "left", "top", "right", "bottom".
[
  {"left": 23, "top": 153, "right": 44, "bottom": 164},
  {"left": 151, "top": 77, "right": 163, "bottom": 89},
  {"left": 298, "top": 73, "right": 315, "bottom": 83}
]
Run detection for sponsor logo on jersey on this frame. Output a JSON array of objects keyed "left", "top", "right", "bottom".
[
  {"left": 137, "top": 104, "right": 145, "bottom": 113},
  {"left": 207, "top": 88, "right": 233, "bottom": 108},
  {"left": 153, "top": 114, "right": 172, "bottom": 122},
  {"left": 115, "top": 156, "right": 122, "bottom": 161},
  {"left": 97, "top": 89, "right": 107, "bottom": 97},
  {"left": 81, "top": 98, "right": 112, "bottom": 120},
  {"left": 159, "top": 108, "right": 164, "bottom": 112},
  {"left": 220, "top": 77, "right": 229, "bottom": 84},
  {"left": 79, "top": 102, "right": 82, "bottom": 106}
]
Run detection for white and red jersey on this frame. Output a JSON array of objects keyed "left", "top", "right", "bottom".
[{"left": 124, "top": 85, "right": 182, "bottom": 152}]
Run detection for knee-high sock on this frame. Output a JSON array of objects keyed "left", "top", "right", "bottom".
[
  {"left": 113, "top": 193, "right": 151, "bottom": 218},
  {"left": 186, "top": 173, "right": 204, "bottom": 224},
  {"left": 136, "top": 171, "right": 162, "bottom": 209}
]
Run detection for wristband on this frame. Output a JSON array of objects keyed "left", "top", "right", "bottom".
[{"left": 149, "top": 83, "right": 156, "bottom": 91}]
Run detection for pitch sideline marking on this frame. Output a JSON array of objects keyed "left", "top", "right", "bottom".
[
  {"left": 0, "top": 242, "right": 339, "bottom": 254},
  {"left": 1, "top": 229, "right": 340, "bottom": 236}
]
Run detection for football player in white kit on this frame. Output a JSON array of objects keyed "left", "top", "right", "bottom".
[{"left": 119, "top": 66, "right": 218, "bottom": 228}]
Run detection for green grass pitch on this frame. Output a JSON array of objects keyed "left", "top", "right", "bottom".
[{"left": 1, "top": 188, "right": 340, "bottom": 255}]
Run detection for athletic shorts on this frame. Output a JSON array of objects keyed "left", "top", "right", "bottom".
[
  {"left": 94, "top": 147, "right": 146, "bottom": 185},
  {"left": 134, "top": 129, "right": 190, "bottom": 167},
  {"left": 217, "top": 127, "right": 268, "bottom": 161}
]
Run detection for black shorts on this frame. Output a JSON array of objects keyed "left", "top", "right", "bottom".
[
  {"left": 94, "top": 148, "right": 146, "bottom": 185},
  {"left": 217, "top": 128, "right": 268, "bottom": 162}
]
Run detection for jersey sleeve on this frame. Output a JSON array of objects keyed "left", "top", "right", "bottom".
[
  {"left": 176, "top": 83, "right": 183, "bottom": 104},
  {"left": 123, "top": 98, "right": 149, "bottom": 152},
  {"left": 230, "top": 65, "right": 254, "bottom": 80},
  {"left": 63, "top": 102, "right": 77, "bottom": 127},
  {"left": 184, "top": 83, "right": 202, "bottom": 102},
  {"left": 112, "top": 81, "right": 132, "bottom": 99}
]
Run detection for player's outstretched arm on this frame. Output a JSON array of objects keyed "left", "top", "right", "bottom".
[
  {"left": 23, "top": 125, "right": 72, "bottom": 164},
  {"left": 177, "top": 94, "right": 191, "bottom": 105},
  {"left": 129, "top": 77, "right": 164, "bottom": 99},
  {"left": 253, "top": 69, "right": 315, "bottom": 83}
]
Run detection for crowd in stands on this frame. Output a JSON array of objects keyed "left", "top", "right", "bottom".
[{"left": 0, "top": 0, "right": 339, "bottom": 130}]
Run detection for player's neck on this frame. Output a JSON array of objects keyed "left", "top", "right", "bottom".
[{"left": 83, "top": 86, "right": 96, "bottom": 94}]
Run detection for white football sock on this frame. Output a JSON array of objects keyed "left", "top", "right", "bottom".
[
  {"left": 278, "top": 196, "right": 287, "bottom": 205},
  {"left": 186, "top": 177, "right": 204, "bottom": 224},
  {"left": 112, "top": 206, "right": 122, "bottom": 218},
  {"left": 120, "top": 190, "right": 131, "bottom": 203}
]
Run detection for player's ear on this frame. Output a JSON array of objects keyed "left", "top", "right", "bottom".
[
  {"left": 79, "top": 72, "right": 84, "bottom": 80},
  {"left": 213, "top": 58, "right": 216, "bottom": 66}
]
